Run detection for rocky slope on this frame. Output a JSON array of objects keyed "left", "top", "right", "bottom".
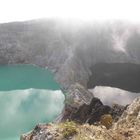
[
  {"left": 112, "top": 97, "right": 140, "bottom": 139},
  {"left": 55, "top": 83, "right": 125, "bottom": 123},
  {"left": 21, "top": 95, "right": 140, "bottom": 140}
]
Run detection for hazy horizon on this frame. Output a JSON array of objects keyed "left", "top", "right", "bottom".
[{"left": 0, "top": 0, "right": 140, "bottom": 24}]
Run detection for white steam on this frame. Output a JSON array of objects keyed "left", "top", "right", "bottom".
[
  {"left": 0, "top": 89, "right": 64, "bottom": 139},
  {"left": 90, "top": 86, "right": 140, "bottom": 106}
]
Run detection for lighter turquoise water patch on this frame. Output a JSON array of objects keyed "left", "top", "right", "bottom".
[{"left": 0, "top": 65, "right": 64, "bottom": 140}]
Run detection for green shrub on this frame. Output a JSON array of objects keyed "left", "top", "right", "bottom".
[
  {"left": 60, "top": 120, "right": 78, "bottom": 138},
  {"left": 100, "top": 114, "right": 112, "bottom": 129}
]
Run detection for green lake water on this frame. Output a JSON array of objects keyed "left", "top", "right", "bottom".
[{"left": 0, "top": 64, "right": 64, "bottom": 140}]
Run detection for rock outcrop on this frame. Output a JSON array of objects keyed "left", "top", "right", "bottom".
[
  {"left": 20, "top": 123, "right": 113, "bottom": 140},
  {"left": 70, "top": 97, "right": 111, "bottom": 124},
  {"left": 20, "top": 123, "right": 61, "bottom": 140},
  {"left": 58, "top": 83, "right": 125, "bottom": 124},
  {"left": 111, "top": 97, "right": 140, "bottom": 139},
  {"left": 21, "top": 96, "right": 140, "bottom": 140},
  {"left": 115, "top": 97, "right": 140, "bottom": 127},
  {"left": 57, "top": 83, "right": 94, "bottom": 122}
]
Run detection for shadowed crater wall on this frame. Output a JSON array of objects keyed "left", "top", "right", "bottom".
[{"left": 87, "top": 63, "right": 140, "bottom": 93}]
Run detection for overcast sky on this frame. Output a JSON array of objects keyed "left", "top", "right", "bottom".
[{"left": 0, "top": 0, "right": 140, "bottom": 23}]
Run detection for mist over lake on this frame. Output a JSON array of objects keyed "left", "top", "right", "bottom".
[{"left": 0, "top": 64, "right": 64, "bottom": 140}]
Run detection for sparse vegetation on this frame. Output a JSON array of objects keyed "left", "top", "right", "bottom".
[
  {"left": 60, "top": 120, "right": 78, "bottom": 138},
  {"left": 100, "top": 114, "right": 113, "bottom": 129}
]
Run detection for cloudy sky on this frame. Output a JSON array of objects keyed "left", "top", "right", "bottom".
[{"left": 0, "top": 0, "right": 139, "bottom": 23}]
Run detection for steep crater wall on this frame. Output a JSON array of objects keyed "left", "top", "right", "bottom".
[
  {"left": 0, "top": 20, "right": 140, "bottom": 91},
  {"left": 88, "top": 63, "right": 140, "bottom": 93}
]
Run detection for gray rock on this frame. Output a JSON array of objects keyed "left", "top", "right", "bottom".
[
  {"left": 114, "top": 96, "right": 140, "bottom": 129},
  {"left": 58, "top": 83, "right": 94, "bottom": 121}
]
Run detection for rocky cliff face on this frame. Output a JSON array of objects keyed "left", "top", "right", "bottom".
[
  {"left": 0, "top": 20, "right": 140, "bottom": 90},
  {"left": 111, "top": 96, "right": 140, "bottom": 139},
  {"left": 59, "top": 84, "right": 125, "bottom": 124}
]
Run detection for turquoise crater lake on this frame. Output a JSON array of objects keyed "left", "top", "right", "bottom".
[{"left": 0, "top": 64, "right": 64, "bottom": 140}]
